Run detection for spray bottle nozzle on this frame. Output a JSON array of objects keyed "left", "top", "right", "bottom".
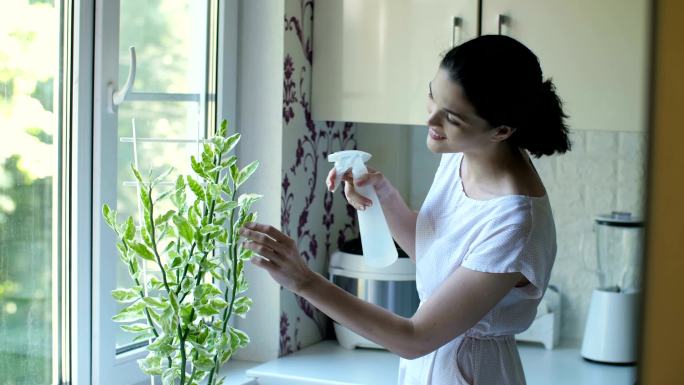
[{"left": 328, "top": 150, "right": 372, "bottom": 188}]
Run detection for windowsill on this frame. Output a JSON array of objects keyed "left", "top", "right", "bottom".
[
  {"left": 218, "top": 359, "right": 262, "bottom": 385},
  {"left": 233, "top": 339, "right": 637, "bottom": 385},
  {"left": 245, "top": 340, "right": 397, "bottom": 385},
  {"left": 128, "top": 360, "right": 262, "bottom": 385}
]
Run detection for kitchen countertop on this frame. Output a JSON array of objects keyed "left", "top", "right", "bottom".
[{"left": 236, "top": 340, "right": 637, "bottom": 385}]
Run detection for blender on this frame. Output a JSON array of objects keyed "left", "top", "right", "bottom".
[{"left": 581, "top": 211, "right": 644, "bottom": 364}]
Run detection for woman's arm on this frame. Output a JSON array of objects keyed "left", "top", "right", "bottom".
[
  {"left": 241, "top": 223, "right": 523, "bottom": 359},
  {"left": 327, "top": 168, "right": 418, "bottom": 260},
  {"left": 298, "top": 266, "right": 522, "bottom": 359}
]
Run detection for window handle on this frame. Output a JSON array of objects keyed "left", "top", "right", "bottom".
[{"left": 107, "top": 46, "right": 136, "bottom": 113}]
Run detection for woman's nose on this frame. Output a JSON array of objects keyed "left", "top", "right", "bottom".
[
  {"left": 426, "top": 97, "right": 435, "bottom": 114},
  {"left": 426, "top": 102, "right": 441, "bottom": 126}
]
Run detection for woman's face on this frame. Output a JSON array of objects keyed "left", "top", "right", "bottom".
[{"left": 426, "top": 68, "right": 495, "bottom": 154}]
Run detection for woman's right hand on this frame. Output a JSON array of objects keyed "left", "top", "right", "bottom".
[{"left": 326, "top": 167, "right": 389, "bottom": 211}]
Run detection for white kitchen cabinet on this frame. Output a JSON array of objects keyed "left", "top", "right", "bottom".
[
  {"left": 312, "top": 0, "right": 479, "bottom": 125},
  {"left": 313, "top": 0, "right": 650, "bottom": 132},
  {"left": 481, "top": 0, "right": 650, "bottom": 132}
]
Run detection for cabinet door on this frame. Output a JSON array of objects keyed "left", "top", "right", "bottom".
[
  {"left": 312, "top": 0, "right": 479, "bottom": 125},
  {"left": 482, "top": 0, "right": 650, "bottom": 132}
]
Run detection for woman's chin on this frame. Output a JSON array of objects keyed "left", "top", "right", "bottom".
[{"left": 426, "top": 137, "right": 452, "bottom": 153}]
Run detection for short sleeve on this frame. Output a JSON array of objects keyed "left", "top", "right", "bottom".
[{"left": 461, "top": 213, "right": 548, "bottom": 299}]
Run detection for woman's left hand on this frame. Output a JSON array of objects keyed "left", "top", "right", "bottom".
[{"left": 239, "top": 222, "right": 315, "bottom": 294}]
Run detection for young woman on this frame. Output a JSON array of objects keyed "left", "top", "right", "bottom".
[{"left": 240, "top": 35, "right": 570, "bottom": 384}]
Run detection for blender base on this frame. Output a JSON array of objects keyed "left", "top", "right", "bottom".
[{"left": 581, "top": 288, "right": 639, "bottom": 364}]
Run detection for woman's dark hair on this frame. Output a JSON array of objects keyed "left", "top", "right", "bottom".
[{"left": 440, "top": 35, "right": 571, "bottom": 157}]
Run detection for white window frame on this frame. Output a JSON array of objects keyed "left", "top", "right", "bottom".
[
  {"left": 67, "top": 1, "right": 237, "bottom": 384},
  {"left": 70, "top": 0, "right": 95, "bottom": 383},
  {"left": 91, "top": 0, "right": 131, "bottom": 380}
]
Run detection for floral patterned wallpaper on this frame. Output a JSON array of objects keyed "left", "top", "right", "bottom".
[{"left": 279, "top": 0, "right": 359, "bottom": 356}]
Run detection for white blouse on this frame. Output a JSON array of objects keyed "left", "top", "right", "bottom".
[{"left": 398, "top": 152, "right": 557, "bottom": 385}]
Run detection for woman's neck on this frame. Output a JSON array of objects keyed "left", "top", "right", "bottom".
[
  {"left": 461, "top": 144, "right": 524, "bottom": 185},
  {"left": 461, "top": 145, "right": 546, "bottom": 199}
]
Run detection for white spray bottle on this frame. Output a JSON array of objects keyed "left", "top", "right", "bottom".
[{"left": 328, "top": 150, "right": 398, "bottom": 267}]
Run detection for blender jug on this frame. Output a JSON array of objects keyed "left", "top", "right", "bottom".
[
  {"left": 595, "top": 211, "right": 644, "bottom": 292},
  {"left": 581, "top": 211, "right": 644, "bottom": 364}
]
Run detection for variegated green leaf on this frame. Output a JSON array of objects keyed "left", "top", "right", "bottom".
[
  {"left": 102, "top": 204, "right": 117, "bottom": 230},
  {"left": 229, "top": 326, "right": 250, "bottom": 350},
  {"left": 237, "top": 193, "right": 263, "bottom": 210},
  {"left": 233, "top": 296, "right": 252, "bottom": 318},
  {"left": 123, "top": 216, "right": 135, "bottom": 241},
  {"left": 172, "top": 215, "right": 194, "bottom": 244},
  {"left": 171, "top": 175, "right": 186, "bottom": 209},
  {"left": 169, "top": 291, "right": 180, "bottom": 315},
  {"left": 131, "top": 164, "right": 144, "bottom": 184},
  {"left": 142, "top": 297, "right": 167, "bottom": 311},
  {"left": 120, "top": 323, "right": 153, "bottom": 333},
  {"left": 223, "top": 133, "right": 240, "bottom": 155},
  {"left": 111, "top": 287, "right": 140, "bottom": 303},
  {"left": 236, "top": 160, "right": 259, "bottom": 187},
  {"left": 187, "top": 175, "right": 205, "bottom": 201},
  {"left": 112, "top": 301, "right": 146, "bottom": 322},
  {"left": 138, "top": 353, "right": 164, "bottom": 376},
  {"left": 148, "top": 334, "right": 174, "bottom": 355},
  {"left": 128, "top": 241, "right": 156, "bottom": 262}
]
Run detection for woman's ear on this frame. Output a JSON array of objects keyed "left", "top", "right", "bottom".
[{"left": 490, "top": 125, "right": 516, "bottom": 142}]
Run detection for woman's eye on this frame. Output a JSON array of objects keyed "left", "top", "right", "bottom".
[{"left": 447, "top": 114, "right": 460, "bottom": 125}]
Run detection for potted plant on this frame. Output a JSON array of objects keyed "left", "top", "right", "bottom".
[{"left": 102, "top": 120, "right": 261, "bottom": 385}]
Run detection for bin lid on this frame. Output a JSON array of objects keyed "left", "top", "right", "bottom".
[{"left": 595, "top": 211, "right": 644, "bottom": 227}]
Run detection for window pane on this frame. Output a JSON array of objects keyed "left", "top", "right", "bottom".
[
  {"left": 0, "top": 0, "right": 62, "bottom": 383},
  {"left": 115, "top": 0, "right": 210, "bottom": 350}
]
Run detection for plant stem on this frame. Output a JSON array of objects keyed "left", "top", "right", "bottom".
[
  {"left": 178, "top": 323, "right": 187, "bottom": 385},
  {"left": 147, "top": 186, "right": 172, "bottom": 294},
  {"left": 223, "top": 234, "right": 240, "bottom": 333},
  {"left": 207, "top": 242, "right": 239, "bottom": 385},
  {"left": 146, "top": 187, "right": 182, "bottom": 376},
  {"left": 208, "top": 193, "right": 238, "bottom": 385},
  {"left": 175, "top": 242, "right": 196, "bottom": 296},
  {"left": 175, "top": 234, "right": 181, "bottom": 286}
]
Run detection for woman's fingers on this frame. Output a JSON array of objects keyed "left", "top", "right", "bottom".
[
  {"left": 344, "top": 180, "right": 373, "bottom": 209},
  {"left": 327, "top": 167, "right": 384, "bottom": 210},
  {"left": 243, "top": 222, "right": 292, "bottom": 245},
  {"left": 354, "top": 168, "right": 382, "bottom": 186},
  {"left": 240, "top": 227, "right": 280, "bottom": 250},
  {"left": 241, "top": 222, "right": 316, "bottom": 294},
  {"left": 250, "top": 254, "right": 277, "bottom": 272},
  {"left": 243, "top": 240, "right": 282, "bottom": 263},
  {"left": 240, "top": 223, "right": 297, "bottom": 264},
  {"left": 326, "top": 168, "right": 336, "bottom": 192},
  {"left": 327, "top": 168, "right": 355, "bottom": 192}
]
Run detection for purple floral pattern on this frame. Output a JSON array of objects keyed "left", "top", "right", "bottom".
[
  {"left": 283, "top": 55, "right": 296, "bottom": 124},
  {"left": 279, "top": 0, "right": 358, "bottom": 356},
  {"left": 279, "top": 312, "right": 293, "bottom": 356},
  {"left": 284, "top": 0, "right": 313, "bottom": 65}
]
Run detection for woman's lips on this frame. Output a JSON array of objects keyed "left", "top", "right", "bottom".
[{"left": 428, "top": 127, "right": 447, "bottom": 140}]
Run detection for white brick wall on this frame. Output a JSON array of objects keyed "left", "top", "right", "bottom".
[{"left": 532, "top": 130, "right": 647, "bottom": 343}]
